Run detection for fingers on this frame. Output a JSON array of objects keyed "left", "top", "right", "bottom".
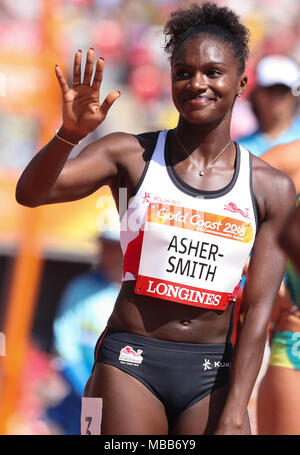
[
  {"left": 56, "top": 49, "right": 117, "bottom": 114},
  {"left": 100, "top": 91, "right": 121, "bottom": 116},
  {"left": 71, "top": 49, "right": 103, "bottom": 90},
  {"left": 91, "top": 57, "right": 104, "bottom": 92},
  {"left": 83, "top": 48, "right": 95, "bottom": 86},
  {"left": 73, "top": 50, "right": 82, "bottom": 87},
  {"left": 55, "top": 64, "right": 70, "bottom": 95}
]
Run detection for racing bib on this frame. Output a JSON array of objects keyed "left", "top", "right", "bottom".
[{"left": 134, "top": 202, "right": 254, "bottom": 311}]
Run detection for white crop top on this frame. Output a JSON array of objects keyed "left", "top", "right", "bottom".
[{"left": 120, "top": 129, "right": 257, "bottom": 311}]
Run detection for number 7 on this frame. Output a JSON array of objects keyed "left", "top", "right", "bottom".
[{"left": 85, "top": 416, "right": 92, "bottom": 435}]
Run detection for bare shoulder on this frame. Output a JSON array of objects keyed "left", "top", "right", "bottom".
[
  {"left": 261, "top": 140, "right": 300, "bottom": 169},
  {"left": 252, "top": 154, "right": 296, "bottom": 193},
  {"left": 89, "top": 130, "right": 159, "bottom": 161},
  {"left": 77, "top": 129, "right": 160, "bottom": 186},
  {"left": 263, "top": 139, "right": 300, "bottom": 157},
  {"left": 252, "top": 154, "right": 296, "bottom": 221},
  {"left": 80, "top": 129, "right": 161, "bottom": 196}
]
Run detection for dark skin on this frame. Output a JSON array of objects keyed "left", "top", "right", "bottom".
[
  {"left": 16, "top": 36, "right": 296, "bottom": 435},
  {"left": 279, "top": 204, "right": 300, "bottom": 276}
]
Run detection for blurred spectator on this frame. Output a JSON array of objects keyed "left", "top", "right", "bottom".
[
  {"left": 261, "top": 139, "right": 300, "bottom": 193},
  {"left": 238, "top": 55, "right": 300, "bottom": 156},
  {"left": 261, "top": 139, "right": 300, "bottom": 274},
  {"left": 256, "top": 252, "right": 300, "bottom": 434},
  {"left": 255, "top": 141, "right": 300, "bottom": 434},
  {"left": 280, "top": 203, "right": 300, "bottom": 277},
  {"left": 45, "top": 228, "right": 122, "bottom": 434}
]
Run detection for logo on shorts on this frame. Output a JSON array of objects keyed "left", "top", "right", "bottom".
[
  {"left": 119, "top": 345, "right": 143, "bottom": 366},
  {"left": 203, "top": 359, "right": 212, "bottom": 371},
  {"left": 203, "top": 358, "right": 231, "bottom": 371}
]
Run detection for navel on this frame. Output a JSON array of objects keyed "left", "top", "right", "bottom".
[{"left": 179, "top": 319, "right": 192, "bottom": 326}]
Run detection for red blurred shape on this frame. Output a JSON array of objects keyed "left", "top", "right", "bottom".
[
  {"left": 92, "top": 21, "right": 123, "bottom": 62},
  {"left": 129, "top": 64, "right": 161, "bottom": 103}
]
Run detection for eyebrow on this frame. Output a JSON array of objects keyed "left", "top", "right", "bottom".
[{"left": 173, "top": 61, "right": 229, "bottom": 67}]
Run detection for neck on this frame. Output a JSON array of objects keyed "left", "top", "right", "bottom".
[{"left": 175, "top": 116, "right": 232, "bottom": 157}]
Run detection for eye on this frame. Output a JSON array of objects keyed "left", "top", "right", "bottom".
[
  {"left": 174, "top": 69, "right": 192, "bottom": 79},
  {"left": 207, "top": 69, "right": 222, "bottom": 78}
]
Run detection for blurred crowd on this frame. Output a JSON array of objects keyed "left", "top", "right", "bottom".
[
  {"left": 1, "top": 0, "right": 300, "bottom": 168},
  {"left": 1, "top": 0, "right": 300, "bottom": 435}
]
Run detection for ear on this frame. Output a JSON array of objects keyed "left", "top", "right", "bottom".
[{"left": 237, "top": 74, "right": 248, "bottom": 97}]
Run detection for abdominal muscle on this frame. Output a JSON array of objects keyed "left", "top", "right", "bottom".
[{"left": 106, "top": 280, "right": 234, "bottom": 344}]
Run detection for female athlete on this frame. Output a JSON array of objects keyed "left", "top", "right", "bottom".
[
  {"left": 16, "top": 3, "right": 295, "bottom": 435},
  {"left": 255, "top": 142, "right": 300, "bottom": 434}
]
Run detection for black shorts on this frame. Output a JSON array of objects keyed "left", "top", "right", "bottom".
[{"left": 93, "top": 328, "right": 233, "bottom": 425}]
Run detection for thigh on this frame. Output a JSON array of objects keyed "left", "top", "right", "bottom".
[
  {"left": 171, "top": 386, "right": 251, "bottom": 435},
  {"left": 84, "top": 362, "right": 168, "bottom": 435},
  {"left": 257, "top": 366, "right": 300, "bottom": 435}
]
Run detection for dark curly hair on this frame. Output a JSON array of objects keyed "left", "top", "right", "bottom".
[{"left": 163, "top": 2, "right": 250, "bottom": 73}]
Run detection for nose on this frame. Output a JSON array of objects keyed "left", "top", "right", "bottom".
[{"left": 189, "top": 71, "right": 208, "bottom": 91}]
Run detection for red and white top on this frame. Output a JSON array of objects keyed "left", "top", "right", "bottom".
[{"left": 120, "top": 130, "right": 257, "bottom": 311}]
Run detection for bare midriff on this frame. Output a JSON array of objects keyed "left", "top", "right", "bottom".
[{"left": 107, "top": 280, "right": 234, "bottom": 344}]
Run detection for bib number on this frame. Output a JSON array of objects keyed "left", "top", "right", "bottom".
[{"left": 81, "top": 397, "right": 102, "bottom": 435}]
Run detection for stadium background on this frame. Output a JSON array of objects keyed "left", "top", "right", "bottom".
[{"left": 0, "top": 0, "right": 299, "bottom": 435}]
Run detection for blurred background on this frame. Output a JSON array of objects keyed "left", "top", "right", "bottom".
[{"left": 0, "top": 0, "right": 300, "bottom": 435}]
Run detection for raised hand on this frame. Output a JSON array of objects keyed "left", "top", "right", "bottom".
[{"left": 55, "top": 48, "right": 120, "bottom": 140}]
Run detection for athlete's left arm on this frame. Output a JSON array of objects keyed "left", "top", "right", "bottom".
[{"left": 215, "top": 161, "right": 296, "bottom": 435}]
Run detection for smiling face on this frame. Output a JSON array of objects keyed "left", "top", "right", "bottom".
[{"left": 171, "top": 35, "right": 247, "bottom": 126}]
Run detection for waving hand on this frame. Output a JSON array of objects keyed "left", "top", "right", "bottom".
[{"left": 55, "top": 48, "right": 120, "bottom": 138}]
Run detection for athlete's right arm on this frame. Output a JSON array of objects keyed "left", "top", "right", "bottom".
[{"left": 15, "top": 49, "right": 122, "bottom": 207}]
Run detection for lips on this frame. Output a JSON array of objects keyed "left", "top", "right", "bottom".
[
  {"left": 190, "top": 94, "right": 214, "bottom": 100},
  {"left": 182, "top": 92, "right": 217, "bottom": 103},
  {"left": 186, "top": 95, "right": 216, "bottom": 106}
]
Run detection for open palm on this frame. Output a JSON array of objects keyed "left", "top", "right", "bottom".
[{"left": 55, "top": 48, "right": 120, "bottom": 137}]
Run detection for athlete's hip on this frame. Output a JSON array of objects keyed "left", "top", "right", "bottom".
[{"left": 93, "top": 326, "right": 234, "bottom": 379}]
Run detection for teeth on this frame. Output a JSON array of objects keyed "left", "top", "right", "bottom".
[{"left": 194, "top": 96, "right": 214, "bottom": 101}]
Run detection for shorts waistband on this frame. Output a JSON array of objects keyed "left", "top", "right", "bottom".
[
  {"left": 104, "top": 327, "right": 233, "bottom": 354},
  {"left": 271, "top": 330, "right": 300, "bottom": 346}
]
